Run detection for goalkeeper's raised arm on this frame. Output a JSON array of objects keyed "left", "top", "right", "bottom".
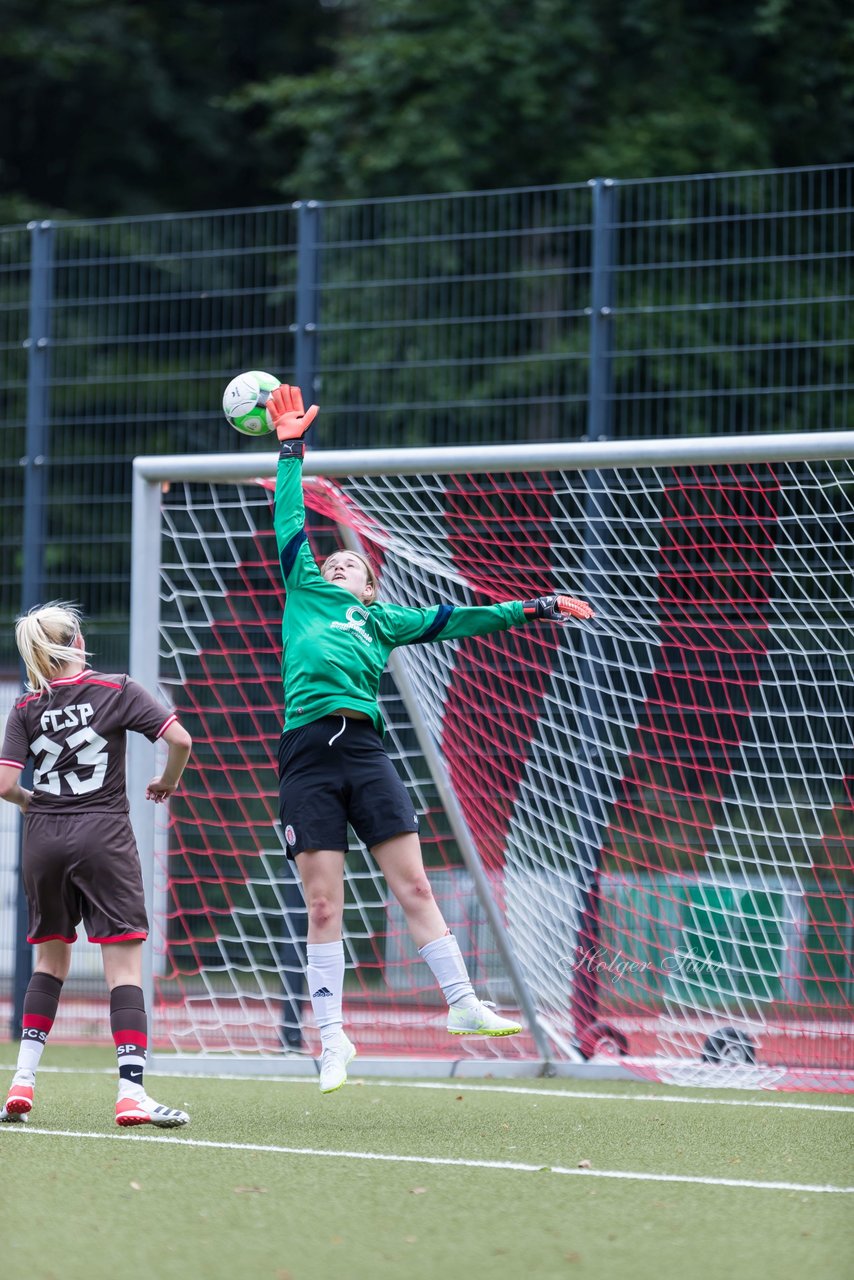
[{"left": 269, "top": 384, "right": 319, "bottom": 584}]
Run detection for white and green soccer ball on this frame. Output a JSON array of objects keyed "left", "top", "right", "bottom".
[{"left": 222, "top": 370, "right": 280, "bottom": 436}]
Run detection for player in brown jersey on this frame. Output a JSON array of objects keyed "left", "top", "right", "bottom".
[{"left": 0, "top": 602, "right": 193, "bottom": 1128}]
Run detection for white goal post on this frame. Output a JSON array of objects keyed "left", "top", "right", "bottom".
[{"left": 130, "top": 432, "right": 854, "bottom": 1088}]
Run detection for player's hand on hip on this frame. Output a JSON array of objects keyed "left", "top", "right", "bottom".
[
  {"left": 267, "top": 384, "right": 319, "bottom": 441},
  {"left": 523, "top": 593, "right": 596, "bottom": 622}
]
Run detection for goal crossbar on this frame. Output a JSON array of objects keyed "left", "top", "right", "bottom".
[{"left": 133, "top": 430, "right": 854, "bottom": 485}]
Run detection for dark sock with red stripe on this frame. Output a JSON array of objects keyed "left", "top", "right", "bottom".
[
  {"left": 14, "top": 972, "right": 64, "bottom": 1082},
  {"left": 110, "top": 985, "right": 148, "bottom": 1093}
]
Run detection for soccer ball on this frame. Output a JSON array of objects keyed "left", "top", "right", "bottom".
[{"left": 222, "top": 370, "right": 280, "bottom": 436}]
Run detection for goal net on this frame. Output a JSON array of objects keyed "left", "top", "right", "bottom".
[{"left": 131, "top": 435, "right": 854, "bottom": 1090}]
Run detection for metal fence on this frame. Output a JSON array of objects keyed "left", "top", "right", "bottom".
[{"left": 0, "top": 163, "right": 852, "bottom": 671}]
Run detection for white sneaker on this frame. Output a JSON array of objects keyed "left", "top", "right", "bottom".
[
  {"left": 447, "top": 1000, "right": 522, "bottom": 1037},
  {"left": 319, "top": 1034, "right": 356, "bottom": 1094},
  {"left": 116, "top": 1088, "right": 190, "bottom": 1128}
]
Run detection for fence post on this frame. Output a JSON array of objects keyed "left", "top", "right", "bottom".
[
  {"left": 293, "top": 200, "right": 321, "bottom": 416},
  {"left": 586, "top": 178, "right": 615, "bottom": 444},
  {"left": 569, "top": 181, "right": 618, "bottom": 1048},
  {"left": 282, "top": 196, "right": 319, "bottom": 1046},
  {"left": 11, "top": 220, "right": 54, "bottom": 1038}
]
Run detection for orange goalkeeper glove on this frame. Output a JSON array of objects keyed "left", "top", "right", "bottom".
[
  {"left": 267, "top": 384, "right": 319, "bottom": 442},
  {"left": 522, "top": 594, "right": 596, "bottom": 622}
]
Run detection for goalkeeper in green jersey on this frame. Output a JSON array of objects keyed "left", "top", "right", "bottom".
[{"left": 268, "top": 384, "right": 595, "bottom": 1093}]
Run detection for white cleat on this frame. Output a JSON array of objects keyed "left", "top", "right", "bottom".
[
  {"left": 319, "top": 1034, "right": 356, "bottom": 1094},
  {"left": 0, "top": 1106, "right": 29, "bottom": 1124},
  {"left": 116, "top": 1089, "right": 190, "bottom": 1128},
  {"left": 447, "top": 1000, "right": 522, "bottom": 1037}
]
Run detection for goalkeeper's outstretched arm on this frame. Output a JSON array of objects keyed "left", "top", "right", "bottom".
[{"left": 381, "top": 590, "right": 595, "bottom": 650}]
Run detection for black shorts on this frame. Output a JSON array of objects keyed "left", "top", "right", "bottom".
[
  {"left": 278, "top": 716, "right": 418, "bottom": 858},
  {"left": 23, "top": 811, "right": 149, "bottom": 945}
]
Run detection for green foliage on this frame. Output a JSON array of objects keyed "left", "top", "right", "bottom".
[
  {"left": 0, "top": 0, "right": 340, "bottom": 217},
  {"left": 4, "top": 0, "right": 852, "bottom": 218},
  {"left": 233, "top": 0, "right": 854, "bottom": 202}
]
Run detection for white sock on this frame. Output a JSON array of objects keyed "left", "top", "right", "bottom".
[
  {"left": 118, "top": 1080, "right": 147, "bottom": 1101},
  {"left": 14, "top": 1042, "right": 45, "bottom": 1084},
  {"left": 307, "top": 940, "right": 345, "bottom": 1049},
  {"left": 419, "top": 933, "right": 478, "bottom": 1009}
]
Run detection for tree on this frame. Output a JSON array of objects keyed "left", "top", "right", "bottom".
[
  {"left": 0, "top": 0, "right": 339, "bottom": 220},
  {"left": 232, "top": 0, "right": 854, "bottom": 201},
  {"left": 3, "top": 0, "right": 850, "bottom": 219}
]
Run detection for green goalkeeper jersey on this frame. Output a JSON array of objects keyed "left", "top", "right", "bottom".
[{"left": 274, "top": 453, "right": 528, "bottom": 735}]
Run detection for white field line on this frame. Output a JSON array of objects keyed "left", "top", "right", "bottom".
[
  {"left": 1, "top": 1062, "right": 851, "bottom": 1113},
  {"left": 359, "top": 1080, "right": 854, "bottom": 1113},
  {"left": 2, "top": 1125, "right": 851, "bottom": 1195}
]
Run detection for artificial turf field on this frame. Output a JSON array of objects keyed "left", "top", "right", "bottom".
[{"left": 0, "top": 1045, "right": 851, "bottom": 1280}]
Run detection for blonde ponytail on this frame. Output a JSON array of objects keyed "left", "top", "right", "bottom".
[{"left": 15, "top": 601, "right": 88, "bottom": 695}]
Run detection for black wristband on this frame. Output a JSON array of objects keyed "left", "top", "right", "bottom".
[
  {"left": 521, "top": 596, "right": 558, "bottom": 619},
  {"left": 278, "top": 439, "right": 306, "bottom": 460}
]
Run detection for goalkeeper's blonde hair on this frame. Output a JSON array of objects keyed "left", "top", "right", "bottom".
[{"left": 16, "top": 601, "right": 88, "bottom": 695}]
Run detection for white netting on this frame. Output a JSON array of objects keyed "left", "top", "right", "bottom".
[{"left": 147, "top": 449, "right": 853, "bottom": 1088}]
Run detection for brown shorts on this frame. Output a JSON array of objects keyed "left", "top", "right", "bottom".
[{"left": 23, "top": 811, "right": 149, "bottom": 945}]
